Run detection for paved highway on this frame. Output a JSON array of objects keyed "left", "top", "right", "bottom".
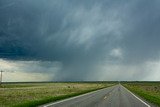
[{"left": 42, "top": 84, "right": 152, "bottom": 107}]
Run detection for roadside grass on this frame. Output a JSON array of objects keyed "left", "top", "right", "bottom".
[
  {"left": 14, "top": 87, "right": 105, "bottom": 107},
  {"left": 123, "top": 82, "right": 160, "bottom": 106},
  {"left": 0, "top": 82, "right": 114, "bottom": 107},
  {"left": 0, "top": 83, "right": 42, "bottom": 88}
]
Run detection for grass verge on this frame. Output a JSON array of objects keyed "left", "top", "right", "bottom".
[
  {"left": 123, "top": 83, "right": 160, "bottom": 107},
  {"left": 14, "top": 86, "right": 109, "bottom": 107}
]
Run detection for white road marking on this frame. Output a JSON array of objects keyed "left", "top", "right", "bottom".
[
  {"left": 42, "top": 86, "right": 115, "bottom": 107},
  {"left": 121, "top": 85, "right": 151, "bottom": 107}
]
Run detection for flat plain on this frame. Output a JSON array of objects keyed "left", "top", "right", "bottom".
[
  {"left": 1, "top": 82, "right": 160, "bottom": 107},
  {"left": 0, "top": 82, "right": 114, "bottom": 107}
]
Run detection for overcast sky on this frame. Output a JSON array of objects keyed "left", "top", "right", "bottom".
[{"left": 0, "top": 0, "right": 160, "bottom": 81}]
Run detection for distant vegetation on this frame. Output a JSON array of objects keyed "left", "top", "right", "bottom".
[
  {"left": 0, "top": 82, "right": 114, "bottom": 107},
  {"left": 123, "top": 82, "right": 160, "bottom": 107}
]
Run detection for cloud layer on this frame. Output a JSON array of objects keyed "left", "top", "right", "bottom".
[{"left": 0, "top": 0, "right": 160, "bottom": 81}]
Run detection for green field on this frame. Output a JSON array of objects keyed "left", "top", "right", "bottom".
[
  {"left": 0, "top": 82, "right": 114, "bottom": 107},
  {"left": 123, "top": 82, "right": 160, "bottom": 107}
]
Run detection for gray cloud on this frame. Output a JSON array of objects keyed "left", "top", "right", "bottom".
[{"left": 0, "top": 0, "right": 160, "bottom": 81}]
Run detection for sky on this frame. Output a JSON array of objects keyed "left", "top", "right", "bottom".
[{"left": 0, "top": 0, "right": 160, "bottom": 82}]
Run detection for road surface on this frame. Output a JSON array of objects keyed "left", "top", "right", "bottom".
[{"left": 42, "top": 84, "right": 152, "bottom": 107}]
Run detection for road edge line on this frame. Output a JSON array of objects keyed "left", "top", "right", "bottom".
[
  {"left": 121, "top": 85, "right": 151, "bottom": 107},
  {"left": 42, "top": 85, "right": 116, "bottom": 107}
]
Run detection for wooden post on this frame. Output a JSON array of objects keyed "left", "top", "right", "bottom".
[{"left": 0, "top": 70, "right": 4, "bottom": 85}]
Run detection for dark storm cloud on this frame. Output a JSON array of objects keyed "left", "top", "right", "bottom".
[
  {"left": 0, "top": 0, "right": 160, "bottom": 81},
  {"left": 121, "top": 0, "right": 160, "bottom": 64},
  {"left": 0, "top": 0, "right": 123, "bottom": 60}
]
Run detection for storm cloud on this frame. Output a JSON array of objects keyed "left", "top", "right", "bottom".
[{"left": 0, "top": 0, "right": 160, "bottom": 81}]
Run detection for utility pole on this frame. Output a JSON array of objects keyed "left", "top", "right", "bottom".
[{"left": 0, "top": 70, "right": 4, "bottom": 85}]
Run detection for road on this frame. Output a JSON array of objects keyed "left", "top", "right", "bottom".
[{"left": 42, "top": 84, "right": 152, "bottom": 107}]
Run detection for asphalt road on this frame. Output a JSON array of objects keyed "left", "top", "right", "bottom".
[{"left": 42, "top": 84, "right": 152, "bottom": 107}]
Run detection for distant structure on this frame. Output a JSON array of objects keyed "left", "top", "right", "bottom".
[{"left": 0, "top": 70, "right": 4, "bottom": 85}]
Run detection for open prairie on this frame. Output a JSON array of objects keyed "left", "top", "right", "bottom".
[
  {"left": 123, "top": 82, "right": 160, "bottom": 106},
  {"left": 0, "top": 82, "right": 114, "bottom": 107}
]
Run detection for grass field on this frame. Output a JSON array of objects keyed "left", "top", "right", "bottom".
[
  {"left": 123, "top": 82, "right": 160, "bottom": 107},
  {"left": 0, "top": 82, "right": 114, "bottom": 107}
]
